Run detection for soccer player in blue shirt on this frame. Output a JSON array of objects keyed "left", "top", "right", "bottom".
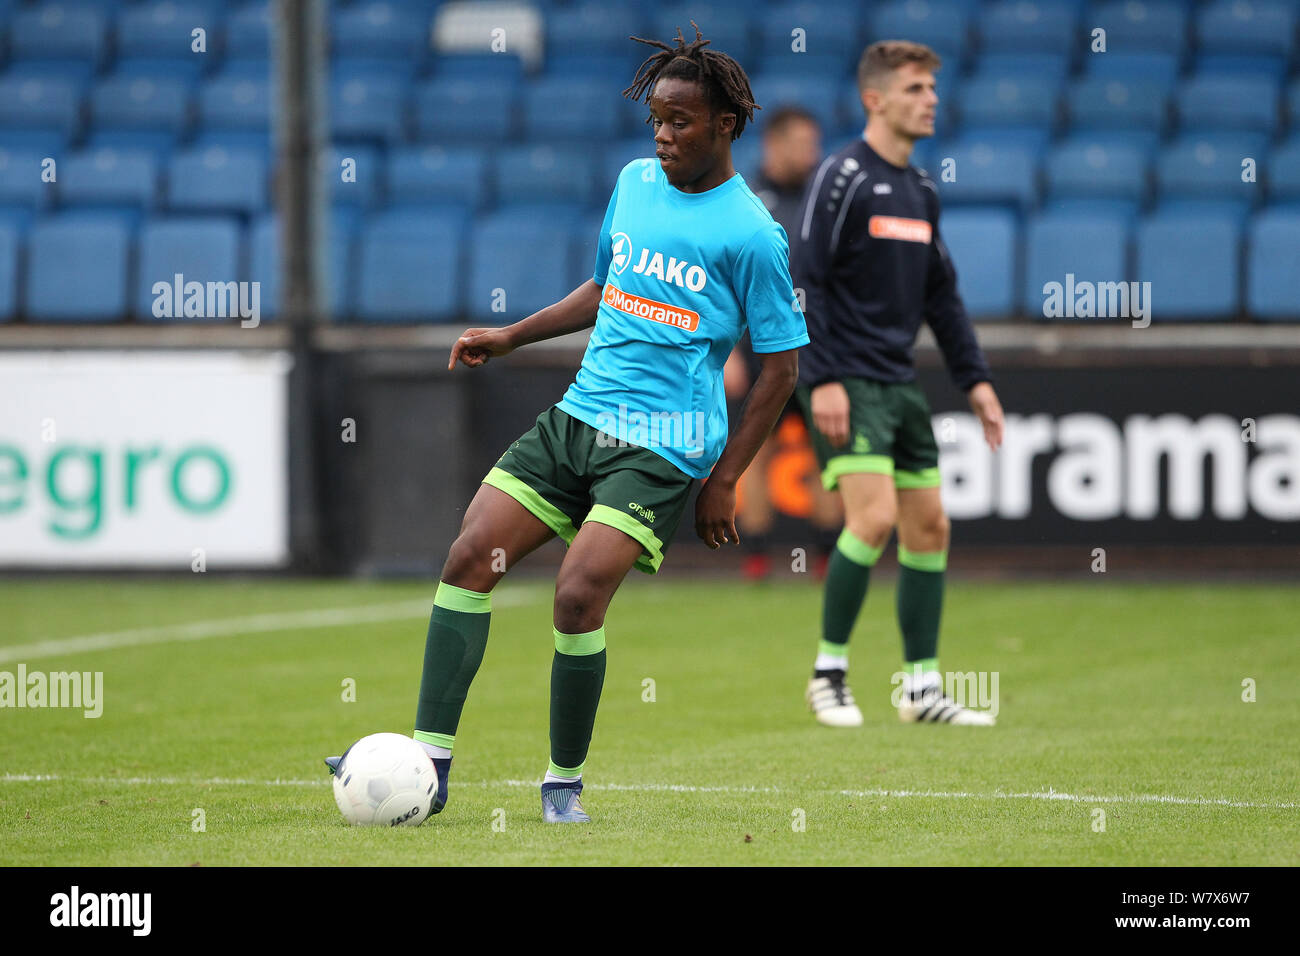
[{"left": 325, "top": 26, "right": 809, "bottom": 823}]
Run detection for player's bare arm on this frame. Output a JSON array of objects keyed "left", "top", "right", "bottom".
[
  {"left": 448, "top": 279, "right": 604, "bottom": 370},
  {"left": 810, "top": 380, "right": 851, "bottom": 448},
  {"left": 696, "top": 348, "right": 799, "bottom": 549}
]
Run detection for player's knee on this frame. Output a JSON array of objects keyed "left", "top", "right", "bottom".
[
  {"left": 553, "top": 569, "right": 606, "bottom": 634},
  {"left": 439, "top": 530, "right": 499, "bottom": 594},
  {"left": 845, "top": 507, "right": 895, "bottom": 550}
]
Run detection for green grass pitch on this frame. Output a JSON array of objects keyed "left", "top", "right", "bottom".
[{"left": 1, "top": 575, "right": 1296, "bottom": 866}]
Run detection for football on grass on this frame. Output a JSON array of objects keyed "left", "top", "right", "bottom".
[{"left": 332, "top": 733, "right": 437, "bottom": 827}]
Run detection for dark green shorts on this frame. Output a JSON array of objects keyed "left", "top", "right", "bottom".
[
  {"left": 482, "top": 406, "right": 695, "bottom": 574},
  {"left": 795, "top": 378, "right": 941, "bottom": 491}
]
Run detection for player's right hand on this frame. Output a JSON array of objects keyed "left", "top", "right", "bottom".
[
  {"left": 448, "top": 328, "right": 514, "bottom": 370},
  {"left": 810, "top": 382, "right": 851, "bottom": 448}
]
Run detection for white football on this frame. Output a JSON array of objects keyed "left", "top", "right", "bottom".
[{"left": 332, "top": 732, "right": 437, "bottom": 827}]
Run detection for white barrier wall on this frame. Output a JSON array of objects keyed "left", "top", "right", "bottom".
[{"left": 0, "top": 351, "right": 290, "bottom": 567}]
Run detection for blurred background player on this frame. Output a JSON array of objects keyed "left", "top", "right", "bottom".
[
  {"left": 724, "top": 106, "right": 841, "bottom": 579},
  {"left": 792, "top": 41, "right": 1005, "bottom": 728}
]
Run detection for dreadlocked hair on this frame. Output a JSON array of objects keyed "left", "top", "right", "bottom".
[{"left": 622, "top": 21, "right": 758, "bottom": 141}]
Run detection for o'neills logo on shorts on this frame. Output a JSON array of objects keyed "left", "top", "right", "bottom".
[
  {"left": 868, "top": 216, "right": 932, "bottom": 244},
  {"left": 603, "top": 283, "right": 699, "bottom": 332}
]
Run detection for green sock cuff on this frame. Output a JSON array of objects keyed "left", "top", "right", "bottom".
[
  {"left": 836, "top": 528, "right": 883, "bottom": 567},
  {"left": 434, "top": 581, "right": 492, "bottom": 613},
  {"left": 413, "top": 730, "right": 455, "bottom": 751},
  {"left": 898, "top": 546, "right": 947, "bottom": 572},
  {"left": 818, "top": 639, "right": 849, "bottom": 658},
  {"left": 554, "top": 626, "right": 606, "bottom": 656},
  {"left": 904, "top": 657, "right": 940, "bottom": 679},
  {"left": 548, "top": 759, "right": 584, "bottom": 778}
]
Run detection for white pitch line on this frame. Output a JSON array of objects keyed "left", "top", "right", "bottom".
[
  {"left": 0, "top": 589, "right": 541, "bottom": 664},
  {"left": 2, "top": 773, "right": 1295, "bottom": 810}
]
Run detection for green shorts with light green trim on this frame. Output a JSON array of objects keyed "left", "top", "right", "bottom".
[
  {"left": 482, "top": 406, "right": 695, "bottom": 575},
  {"left": 795, "top": 378, "right": 941, "bottom": 491}
]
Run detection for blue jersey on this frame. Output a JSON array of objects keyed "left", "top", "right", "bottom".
[{"left": 557, "top": 158, "right": 809, "bottom": 479}]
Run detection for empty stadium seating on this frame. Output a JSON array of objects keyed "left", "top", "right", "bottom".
[{"left": 0, "top": 0, "right": 1294, "bottom": 322}]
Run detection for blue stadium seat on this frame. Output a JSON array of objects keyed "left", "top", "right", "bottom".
[
  {"left": 112, "top": 56, "right": 205, "bottom": 85},
  {"left": 1193, "top": 53, "right": 1289, "bottom": 81},
  {"left": 355, "top": 209, "right": 463, "bottom": 322},
  {"left": 1, "top": 59, "right": 97, "bottom": 88},
  {"left": 330, "top": 74, "right": 405, "bottom": 143},
  {"left": 571, "top": 211, "right": 609, "bottom": 290},
  {"left": 757, "top": 2, "right": 861, "bottom": 63},
  {"left": 521, "top": 77, "right": 625, "bottom": 142},
  {"left": 412, "top": 79, "right": 516, "bottom": 143},
  {"left": 90, "top": 75, "right": 192, "bottom": 133},
  {"left": 248, "top": 212, "right": 356, "bottom": 319},
  {"left": 84, "top": 129, "right": 177, "bottom": 162},
  {"left": 544, "top": 53, "right": 642, "bottom": 85},
  {"left": 331, "top": 55, "right": 420, "bottom": 86},
  {"left": 750, "top": 75, "right": 841, "bottom": 135},
  {"left": 937, "top": 207, "right": 1018, "bottom": 318},
  {"left": 190, "top": 129, "right": 272, "bottom": 163},
  {"left": 1066, "top": 76, "right": 1169, "bottom": 133},
  {"left": 467, "top": 208, "right": 579, "bottom": 322},
  {"left": 26, "top": 214, "right": 131, "bottom": 321},
  {"left": 1290, "top": 78, "right": 1300, "bottom": 128},
  {"left": 0, "top": 149, "right": 54, "bottom": 212},
  {"left": 1176, "top": 75, "right": 1280, "bottom": 134},
  {"left": 1247, "top": 210, "right": 1300, "bottom": 320},
  {"left": 1196, "top": 0, "right": 1296, "bottom": 59},
  {"left": 136, "top": 217, "right": 243, "bottom": 320},
  {"left": 1090, "top": 0, "right": 1187, "bottom": 54},
  {"left": 1157, "top": 133, "right": 1263, "bottom": 205},
  {"left": 199, "top": 75, "right": 272, "bottom": 129},
  {"left": 11, "top": 3, "right": 108, "bottom": 67},
  {"left": 1084, "top": 52, "right": 1180, "bottom": 86},
  {"left": 1024, "top": 213, "right": 1130, "bottom": 319},
  {"left": 167, "top": 146, "right": 267, "bottom": 216},
  {"left": 116, "top": 2, "right": 222, "bottom": 60},
  {"left": 974, "top": 53, "right": 1070, "bottom": 82},
  {"left": 331, "top": 2, "right": 431, "bottom": 60},
  {"left": 0, "top": 129, "right": 68, "bottom": 155},
  {"left": 429, "top": 53, "right": 525, "bottom": 85},
  {"left": 386, "top": 146, "right": 489, "bottom": 210},
  {"left": 978, "top": 1, "right": 1078, "bottom": 56},
  {"left": 869, "top": 1, "right": 970, "bottom": 63},
  {"left": 1045, "top": 138, "right": 1149, "bottom": 203},
  {"left": 0, "top": 224, "right": 17, "bottom": 321},
  {"left": 956, "top": 75, "right": 1059, "bottom": 130},
  {"left": 546, "top": 3, "right": 652, "bottom": 58},
  {"left": 59, "top": 149, "right": 159, "bottom": 213},
  {"left": 226, "top": 2, "right": 271, "bottom": 63},
  {"left": 1136, "top": 211, "right": 1241, "bottom": 319},
  {"left": 1266, "top": 136, "right": 1300, "bottom": 205},
  {"left": 324, "top": 145, "right": 382, "bottom": 208},
  {"left": 933, "top": 139, "right": 1040, "bottom": 209},
  {"left": 0, "top": 75, "right": 82, "bottom": 136},
  {"left": 494, "top": 145, "right": 598, "bottom": 208}
]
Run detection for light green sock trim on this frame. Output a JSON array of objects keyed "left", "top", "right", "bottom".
[
  {"left": 554, "top": 626, "right": 606, "bottom": 657},
  {"left": 483, "top": 467, "right": 578, "bottom": 544},
  {"left": 894, "top": 466, "right": 941, "bottom": 489},
  {"left": 898, "top": 546, "right": 947, "bottom": 572},
  {"left": 836, "top": 528, "right": 883, "bottom": 567},
  {"left": 413, "top": 730, "right": 455, "bottom": 750},
  {"left": 433, "top": 581, "right": 492, "bottom": 614},
  {"left": 548, "top": 759, "right": 584, "bottom": 778},
  {"left": 903, "top": 657, "right": 940, "bottom": 678},
  {"left": 584, "top": 503, "right": 665, "bottom": 574},
  {"left": 818, "top": 639, "right": 848, "bottom": 659},
  {"left": 821, "top": 454, "right": 894, "bottom": 491}
]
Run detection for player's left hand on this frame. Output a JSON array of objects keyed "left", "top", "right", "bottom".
[
  {"left": 695, "top": 479, "right": 739, "bottom": 549},
  {"left": 968, "top": 382, "right": 1004, "bottom": 451}
]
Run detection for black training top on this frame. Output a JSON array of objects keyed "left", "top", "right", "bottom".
[{"left": 790, "top": 137, "right": 992, "bottom": 392}]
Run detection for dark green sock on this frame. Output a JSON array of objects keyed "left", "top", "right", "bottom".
[
  {"left": 896, "top": 546, "right": 947, "bottom": 665},
  {"left": 549, "top": 627, "right": 607, "bottom": 776},
  {"left": 818, "top": 528, "right": 883, "bottom": 659},
  {"left": 413, "top": 582, "right": 492, "bottom": 751}
]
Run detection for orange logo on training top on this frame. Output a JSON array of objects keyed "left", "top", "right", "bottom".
[
  {"left": 602, "top": 283, "right": 700, "bottom": 332},
  {"left": 868, "top": 216, "right": 932, "bottom": 244}
]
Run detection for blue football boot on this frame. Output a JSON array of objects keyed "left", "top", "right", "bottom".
[{"left": 540, "top": 781, "right": 591, "bottom": 823}]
